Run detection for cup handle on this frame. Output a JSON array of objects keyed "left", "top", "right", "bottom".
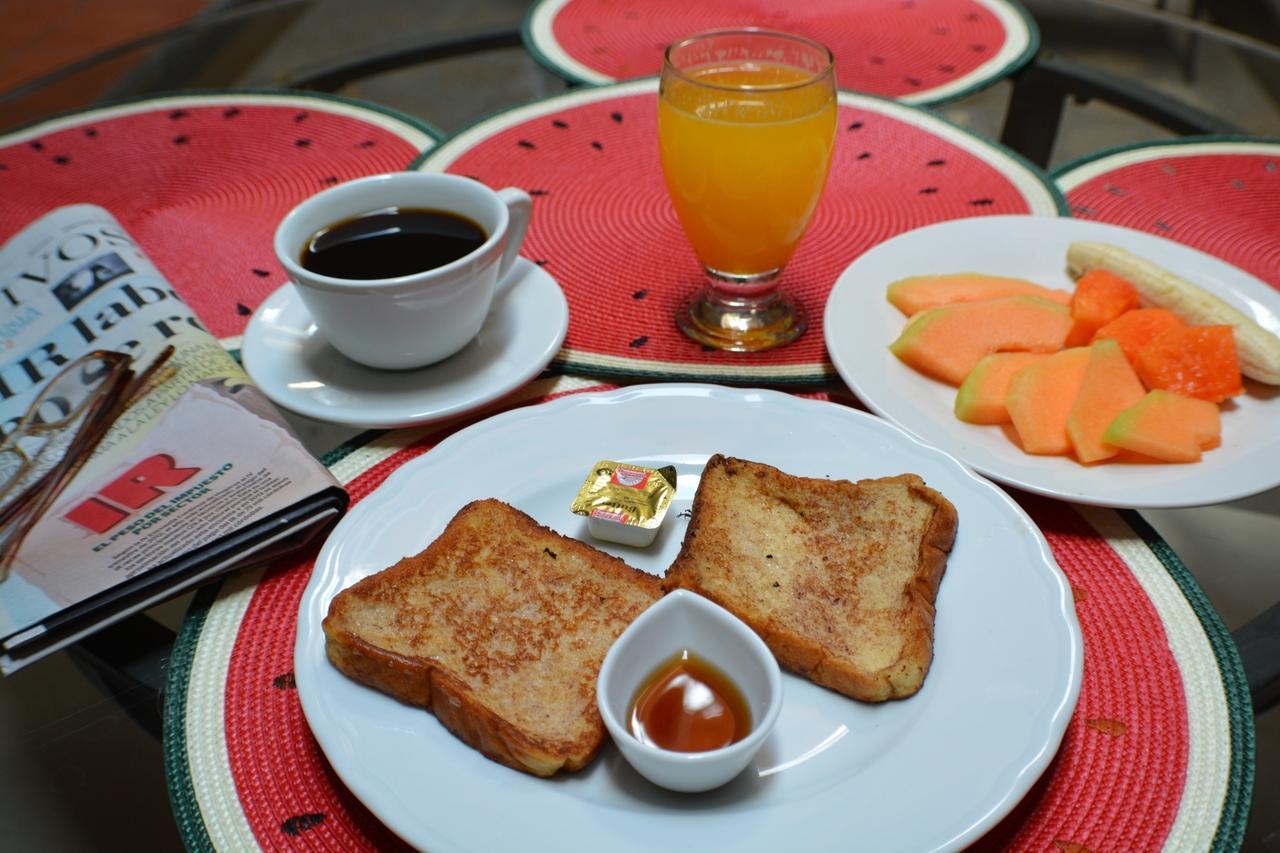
[{"left": 493, "top": 187, "right": 533, "bottom": 299}]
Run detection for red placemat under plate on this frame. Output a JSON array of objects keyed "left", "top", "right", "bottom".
[
  {"left": 414, "top": 79, "right": 1064, "bottom": 383},
  {"left": 1054, "top": 137, "right": 1280, "bottom": 292},
  {"left": 0, "top": 91, "right": 439, "bottom": 346},
  {"left": 163, "top": 378, "right": 1252, "bottom": 852},
  {"left": 522, "top": 0, "right": 1038, "bottom": 105}
]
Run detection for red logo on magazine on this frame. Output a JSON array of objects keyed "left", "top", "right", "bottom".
[{"left": 64, "top": 454, "right": 201, "bottom": 533}]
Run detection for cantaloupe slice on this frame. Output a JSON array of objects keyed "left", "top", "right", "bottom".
[
  {"left": 1066, "top": 339, "right": 1148, "bottom": 463},
  {"left": 1065, "top": 269, "right": 1141, "bottom": 347},
  {"left": 1102, "top": 389, "right": 1221, "bottom": 463},
  {"left": 887, "top": 274, "right": 1071, "bottom": 315},
  {"left": 1135, "top": 324, "right": 1245, "bottom": 403},
  {"left": 889, "top": 295, "right": 1072, "bottom": 386},
  {"left": 1091, "top": 308, "right": 1185, "bottom": 364},
  {"left": 954, "top": 352, "right": 1052, "bottom": 424},
  {"left": 1005, "top": 347, "right": 1091, "bottom": 455}
]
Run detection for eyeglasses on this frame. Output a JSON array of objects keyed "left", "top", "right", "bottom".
[{"left": 0, "top": 346, "right": 175, "bottom": 577}]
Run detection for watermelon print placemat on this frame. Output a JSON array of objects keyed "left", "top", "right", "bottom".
[
  {"left": 415, "top": 80, "right": 1064, "bottom": 383},
  {"left": 0, "top": 91, "right": 439, "bottom": 348},
  {"left": 523, "top": 0, "right": 1037, "bottom": 105},
  {"left": 1055, "top": 138, "right": 1280, "bottom": 292},
  {"left": 162, "top": 377, "right": 1252, "bottom": 851}
]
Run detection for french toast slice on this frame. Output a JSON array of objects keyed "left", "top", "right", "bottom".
[
  {"left": 663, "top": 455, "right": 958, "bottom": 702},
  {"left": 322, "top": 498, "right": 661, "bottom": 776}
]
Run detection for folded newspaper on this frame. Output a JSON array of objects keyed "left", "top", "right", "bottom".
[{"left": 0, "top": 205, "right": 348, "bottom": 673}]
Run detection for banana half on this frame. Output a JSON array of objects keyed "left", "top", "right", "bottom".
[{"left": 1066, "top": 241, "right": 1280, "bottom": 385}]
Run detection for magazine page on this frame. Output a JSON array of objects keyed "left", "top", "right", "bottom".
[{"left": 0, "top": 205, "right": 344, "bottom": 648}]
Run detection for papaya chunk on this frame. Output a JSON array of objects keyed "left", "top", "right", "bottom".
[
  {"left": 887, "top": 274, "right": 1070, "bottom": 315},
  {"left": 1134, "top": 325, "right": 1245, "bottom": 403},
  {"left": 1066, "top": 339, "right": 1148, "bottom": 463},
  {"left": 1091, "top": 308, "right": 1185, "bottom": 365},
  {"left": 1005, "top": 348, "right": 1091, "bottom": 455},
  {"left": 1103, "top": 390, "right": 1221, "bottom": 463},
  {"left": 1065, "top": 269, "right": 1140, "bottom": 347},
  {"left": 889, "top": 295, "right": 1072, "bottom": 386}
]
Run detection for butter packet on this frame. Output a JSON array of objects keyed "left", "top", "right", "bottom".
[{"left": 570, "top": 461, "right": 677, "bottom": 547}]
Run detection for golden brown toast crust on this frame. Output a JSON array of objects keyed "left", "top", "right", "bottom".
[
  {"left": 322, "top": 499, "right": 661, "bottom": 776},
  {"left": 662, "top": 455, "right": 957, "bottom": 702}
]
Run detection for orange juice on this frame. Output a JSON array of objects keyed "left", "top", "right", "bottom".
[{"left": 658, "top": 63, "right": 837, "bottom": 279}]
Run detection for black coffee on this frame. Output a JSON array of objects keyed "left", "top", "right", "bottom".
[{"left": 300, "top": 207, "right": 487, "bottom": 279}]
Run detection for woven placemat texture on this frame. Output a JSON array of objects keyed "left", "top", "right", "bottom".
[
  {"left": 1055, "top": 138, "right": 1280, "bottom": 291},
  {"left": 523, "top": 0, "right": 1037, "bottom": 105},
  {"left": 0, "top": 91, "right": 438, "bottom": 346},
  {"left": 163, "top": 380, "right": 1252, "bottom": 851},
  {"left": 416, "top": 81, "right": 1064, "bottom": 383}
]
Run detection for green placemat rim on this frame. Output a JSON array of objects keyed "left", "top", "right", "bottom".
[
  {"left": 163, "top": 580, "right": 224, "bottom": 853},
  {"left": 517, "top": 0, "right": 1041, "bottom": 108},
  {"left": 1119, "top": 508, "right": 1255, "bottom": 852},
  {"left": 1051, "top": 134, "right": 1280, "bottom": 183}
]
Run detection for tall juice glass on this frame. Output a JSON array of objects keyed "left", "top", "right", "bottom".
[{"left": 659, "top": 29, "right": 837, "bottom": 351}]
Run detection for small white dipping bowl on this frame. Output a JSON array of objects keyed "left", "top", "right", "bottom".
[{"left": 597, "top": 589, "right": 783, "bottom": 793}]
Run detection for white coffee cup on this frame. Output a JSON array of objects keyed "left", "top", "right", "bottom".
[{"left": 274, "top": 172, "right": 532, "bottom": 370}]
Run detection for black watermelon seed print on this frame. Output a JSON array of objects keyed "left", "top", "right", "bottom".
[
  {"left": 252, "top": 268, "right": 271, "bottom": 277},
  {"left": 591, "top": 141, "right": 603, "bottom": 151},
  {"left": 610, "top": 112, "right": 623, "bottom": 123},
  {"left": 970, "top": 44, "right": 987, "bottom": 52},
  {"left": 358, "top": 139, "right": 376, "bottom": 148},
  {"left": 928, "top": 159, "right": 946, "bottom": 167},
  {"left": 869, "top": 56, "right": 885, "bottom": 65},
  {"left": 85, "top": 128, "right": 98, "bottom": 138},
  {"left": 29, "top": 141, "right": 43, "bottom": 151},
  {"left": 1266, "top": 161, "right": 1277, "bottom": 172},
  {"left": 169, "top": 109, "right": 188, "bottom": 119},
  {"left": 223, "top": 107, "right": 240, "bottom": 118},
  {"left": 1231, "top": 179, "right": 1245, "bottom": 189},
  {"left": 919, "top": 187, "right": 938, "bottom": 194},
  {"left": 295, "top": 138, "right": 311, "bottom": 148},
  {"left": 552, "top": 119, "right": 569, "bottom": 129},
  {"left": 629, "top": 336, "right": 648, "bottom": 348},
  {"left": 530, "top": 189, "right": 549, "bottom": 196},
  {"left": 1072, "top": 205, "right": 1096, "bottom": 216},
  {"left": 236, "top": 303, "right": 252, "bottom": 316},
  {"left": 847, "top": 121, "right": 863, "bottom": 131},
  {"left": 517, "top": 140, "right": 536, "bottom": 149},
  {"left": 280, "top": 814, "right": 325, "bottom": 836},
  {"left": 272, "top": 672, "right": 297, "bottom": 689},
  {"left": 173, "top": 135, "right": 189, "bottom": 145},
  {"left": 1154, "top": 221, "right": 1172, "bottom": 231},
  {"left": 1105, "top": 184, "right": 1126, "bottom": 196},
  {"left": 939, "top": 64, "right": 956, "bottom": 73},
  {"left": 295, "top": 111, "right": 309, "bottom": 122},
  {"left": 970, "top": 198, "right": 994, "bottom": 206},
  {"left": 53, "top": 155, "right": 70, "bottom": 165},
  {"left": 534, "top": 259, "right": 549, "bottom": 266},
  {"left": 965, "top": 12, "right": 981, "bottom": 21},
  {"left": 632, "top": 289, "right": 648, "bottom": 300},
  {"left": 321, "top": 176, "right": 338, "bottom": 185},
  {"left": 905, "top": 77, "right": 922, "bottom": 87},
  {"left": 0, "top": 164, "right": 7, "bottom": 171},
  {"left": 857, "top": 151, "right": 872, "bottom": 160}
]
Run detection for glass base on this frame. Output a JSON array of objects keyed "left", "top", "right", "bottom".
[{"left": 677, "top": 284, "right": 807, "bottom": 352}]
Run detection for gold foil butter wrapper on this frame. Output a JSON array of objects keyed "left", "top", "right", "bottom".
[{"left": 571, "top": 461, "right": 677, "bottom": 547}]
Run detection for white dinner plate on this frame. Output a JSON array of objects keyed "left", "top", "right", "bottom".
[
  {"left": 241, "top": 257, "right": 568, "bottom": 429},
  {"left": 825, "top": 215, "right": 1280, "bottom": 508},
  {"left": 295, "top": 384, "right": 1082, "bottom": 853}
]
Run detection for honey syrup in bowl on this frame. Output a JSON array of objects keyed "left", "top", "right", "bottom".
[{"left": 629, "top": 649, "right": 751, "bottom": 752}]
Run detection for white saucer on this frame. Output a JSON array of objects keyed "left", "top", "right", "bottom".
[{"left": 241, "top": 258, "right": 569, "bottom": 429}]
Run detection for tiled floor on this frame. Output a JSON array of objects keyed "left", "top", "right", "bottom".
[{"left": 1, "top": 1, "right": 1277, "bottom": 849}]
